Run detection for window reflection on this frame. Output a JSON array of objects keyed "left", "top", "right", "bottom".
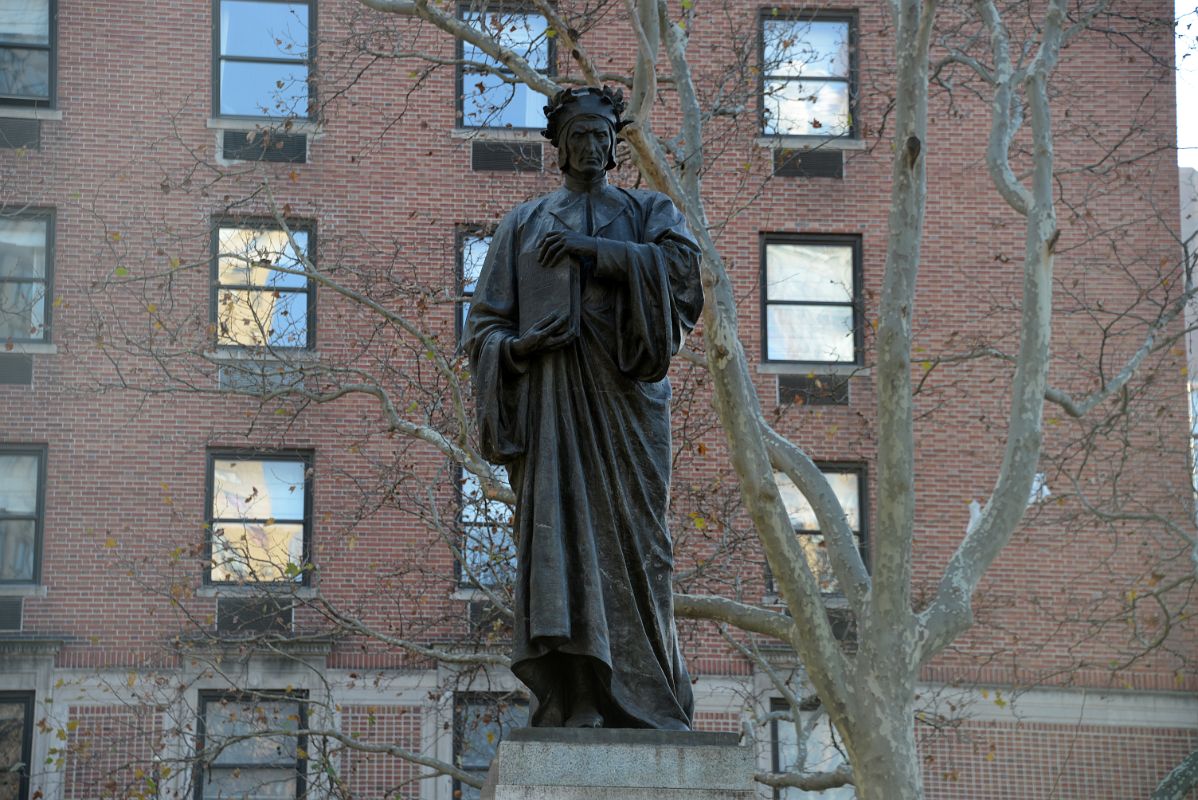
[{"left": 209, "top": 456, "right": 309, "bottom": 584}]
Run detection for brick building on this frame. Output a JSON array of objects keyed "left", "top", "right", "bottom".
[{"left": 0, "top": 1, "right": 1194, "bottom": 798}]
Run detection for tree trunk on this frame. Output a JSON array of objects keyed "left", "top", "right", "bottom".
[{"left": 846, "top": 704, "right": 924, "bottom": 800}]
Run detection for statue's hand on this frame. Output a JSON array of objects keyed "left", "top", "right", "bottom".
[
  {"left": 538, "top": 230, "right": 597, "bottom": 268},
  {"left": 510, "top": 313, "right": 576, "bottom": 361}
]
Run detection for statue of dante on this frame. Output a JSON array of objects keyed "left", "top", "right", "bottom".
[{"left": 463, "top": 86, "right": 704, "bottom": 730}]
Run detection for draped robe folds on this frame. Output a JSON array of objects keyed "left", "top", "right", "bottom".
[{"left": 463, "top": 183, "right": 704, "bottom": 729}]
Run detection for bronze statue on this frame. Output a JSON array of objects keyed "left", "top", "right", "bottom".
[{"left": 463, "top": 87, "right": 704, "bottom": 730}]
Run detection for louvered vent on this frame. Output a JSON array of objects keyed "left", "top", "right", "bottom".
[
  {"left": 0, "top": 118, "right": 39, "bottom": 149},
  {"left": 0, "top": 598, "right": 21, "bottom": 631},
  {"left": 222, "top": 130, "right": 307, "bottom": 163},
  {"left": 472, "top": 141, "right": 542, "bottom": 172},
  {"left": 773, "top": 149, "right": 843, "bottom": 179},
  {"left": 0, "top": 356, "right": 33, "bottom": 385},
  {"left": 216, "top": 596, "right": 293, "bottom": 635},
  {"left": 778, "top": 373, "right": 849, "bottom": 405}
]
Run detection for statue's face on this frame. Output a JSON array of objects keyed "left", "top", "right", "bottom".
[{"left": 562, "top": 117, "right": 613, "bottom": 179}]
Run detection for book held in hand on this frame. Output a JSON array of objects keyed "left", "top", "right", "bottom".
[{"left": 518, "top": 250, "right": 580, "bottom": 337}]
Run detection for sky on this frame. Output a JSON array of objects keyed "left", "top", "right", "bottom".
[{"left": 1178, "top": 1, "right": 1198, "bottom": 168}]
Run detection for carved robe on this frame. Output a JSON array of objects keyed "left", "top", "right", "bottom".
[{"left": 463, "top": 182, "right": 703, "bottom": 729}]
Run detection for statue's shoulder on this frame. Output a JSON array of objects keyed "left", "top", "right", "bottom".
[
  {"left": 612, "top": 186, "right": 680, "bottom": 212},
  {"left": 498, "top": 189, "right": 566, "bottom": 230}
]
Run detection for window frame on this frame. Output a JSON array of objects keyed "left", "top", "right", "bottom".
[
  {"left": 0, "top": 0, "right": 56, "bottom": 109},
  {"left": 211, "top": 0, "right": 317, "bottom": 121},
  {"left": 194, "top": 690, "right": 308, "bottom": 800},
  {"left": 456, "top": 226, "right": 492, "bottom": 342},
  {"left": 0, "top": 444, "right": 45, "bottom": 586},
  {"left": 758, "top": 8, "right": 858, "bottom": 139},
  {"left": 204, "top": 449, "right": 314, "bottom": 587},
  {"left": 210, "top": 219, "right": 316, "bottom": 352},
  {"left": 452, "top": 692, "right": 527, "bottom": 800},
  {"left": 0, "top": 691, "right": 34, "bottom": 800},
  {"left": 0, "top": 208, "right": 55, "bottom": 345},
  {"left": 772, "top": 461, "right": 867, "bottom": 598},
  {"left": 760, "top": 233, "right": 863, "bottom": 367},
  {"left": 768, "top": 697, "right": 852, "bottom": 800},
  {"left": 455, "top": 4, "right": 555, "bottom": 131}
]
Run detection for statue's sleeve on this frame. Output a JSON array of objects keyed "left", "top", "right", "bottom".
[
  {"left": 592, "top": 192, "right": 704, "bottom": 382},
  {"left": 462, "top": 214, "right": 527, "bottom": 464}
]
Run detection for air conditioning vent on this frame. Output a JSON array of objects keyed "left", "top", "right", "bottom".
[
  {"left": 0, "top": 118, "right": 39, "bottom": 150},
  {"left": 773, "top": 149, "right": 843, "bottom": 179},
  {"left": 222, "top": 130, "right": 307, "bottom": 163},
  {"left": 472, "top": 141, "right": 542, "bottom": 172},
  {"left": 0, "top": 598, "right": 22, "bottom": 631},
  {"left": 778, "top": 373, "right": 849, "bottom": 405},
  {"left": 216, "top": 596, "right": 293, "bottom": 635},
  {"left": 0, "top": 355, "right": 33, "bottom": 386}
]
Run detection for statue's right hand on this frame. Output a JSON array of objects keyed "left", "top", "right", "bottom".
[{"left": 510, "top": 314, "right": 576, "bottom": 361}]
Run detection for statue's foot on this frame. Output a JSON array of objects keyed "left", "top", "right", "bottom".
[{"left": 565, "top": 707, "right": 604, "bottom": 728}]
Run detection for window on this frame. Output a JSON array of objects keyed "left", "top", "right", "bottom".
[
  {"left": 762, "top": 235, "right": 861, "bottom": 365},
  {"left": 453, "top": 693, "right": 526, "bottom": 800},
  {"left": 773, "top": 465, "right": 865, "bottom": 595},
  {"left": 0, "top": 692, "right": 33, "bottom": 800},
  {"left": 0, "top": 446, "right": 44, "bottom": 584},
  {"left": 196, "top": 691, "right": 306, "bottom": 800},
  {"left": 0, "top": 0, "right": 54, "bottom": 107},
  {"left": 458, "top": 8, "right": 552, "bottom": 129},
  {"left": 457, "top": 230, "right": 490, "bottom": 339},
  {"left": 215, "top": 0, "right": 314, "bottom": 119},
  {"left": 459, "top": 468, "right": 515, "bottom": 588},
  {"left": 213, "top": 223, "right": 314, "bottom": 350},
  {"left": 206, "top": 452, "right": 312, "bottom": 585},
  {"left": 0, "top": 211, "right": 52, "bottom": 344},
  {"left": 760, "top": 12, "right": 855, "bottom": 137},
  {"left": 769, "top": 698, "right": 852, "bottom": 800}
]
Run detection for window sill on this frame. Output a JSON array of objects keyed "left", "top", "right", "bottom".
[
  {"left": 755, "top": 135, "right": 866, "bottom": 152},
  {"left": 0, "top": 585, "right": 46, "bottom": 598},
  {"left": 207, "top": 117, "right": 320, "bottom": 135},
  {"left": 3, "top": 343, "right": 57, "bottom": 355},
  {"left": 758, "top": 362, "right": 867, "bottom": 377},
  {"left": 452, "top": 127, "right": 545, "bottom": 142},
  {"left": 0, "top": 107, "right": 62, "bottom": 121},
  {"left": 204, "top": 348, "right": 320, "bottom": 362},
  {"left": 196, "top": 585, "right": 317, "bottom": 598},
  {"left": 451, "top": 585, "right": 512, "bottom": 602}
]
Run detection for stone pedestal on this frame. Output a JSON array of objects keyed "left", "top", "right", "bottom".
[{"left": 480, "top": 727, "right": 757, "bottom": 800}]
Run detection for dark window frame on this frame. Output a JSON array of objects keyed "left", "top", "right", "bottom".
[
  {"left": 770, "top": 461, "right": 868, "bottom": 598},
  {"left": 204, "top": 449, "right": 314, "bottom": 587},
  {"left": 452, "top": 692, "right": 527, "bottom": 800},
  {"left": 0, "top": 208, "right": 55, "bottom": 344},
  {"left": 760, "top": 232, "right": 863, "bottom": 367},
  {"left": 194, "top": 690, "right": 308, "bottom": 800},
  {"left": 455, "top": 226, "right": 492, "bottom": 343},
  {"left": 211, "top": 0, "right": 317, "bottom": 121},
  {"left": 0, "top": 444, "right": 46, "bottom": 586},
  {"left": 758, "top": 8, "right": 858, "bottom": 139},
  {"left": 0, "top": 691, "right": 35, "bottom": 800},
  {"left": 455, "top": 3, "right": 555, "bottom": 131},
  {"left": 210, "top": 218, "right": 317, "bottom": 351},
  {"left": 0, "top": 0, "right": 56, "bottom": 109}
]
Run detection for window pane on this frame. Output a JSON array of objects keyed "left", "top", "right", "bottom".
[
  {"left": 0, "top": 455, "right": 38, "bottom": 514},
  {"left": 457, "top": 699, "right": 526, "bottom": 770},
  {"left": 0, "top": 217, "right": 48, "bottom": 279},
  {"left": 220, "top": 1, "right": 309, "bottom": 59},
  {"left": 462, "top": 234, "right": 491, "bottom": 295},
  {"left": 763, "top": 19, "right": 849, "bottom": 79},
  {"left": 205, "top": 768, "right": 297, "bottom": 798},
  {"left": 212, "top": 459, "right": 306, "bottom": 520},
  {"left": 0, "top": 698, "right": 29, "bottom": 795},
  {"left": 765, "top": 243, "right": 853, "bottom": 303},
  {"left": 461, "top": 471, "right": 515, "bottom": 587},
  {"left": 0, "top": 0, "right": 48, "bottom": 44},
  {"left": 773, "top": 711, "right": 853, "bottom": 799},
  {"left": 211, "top": 522, "right": 304, "bottom": 582},
  {"left": 0, "top": 520, "right": 36, "bottom": 581},
  {"left": 0, "top": 46, "right": 48, "bottom": 99},
  {"left": 218, "top": 228, "right": 309, "bottom": 289},
  {"left": 461, "top": 12, "right": 550, "bottom": 70},
  {"left": 0, "top": 281, "right": 46, "bottom": 340},
  {"left": 219, "top": 60, "right": 309, "bottom": 117},
  {"left": 765, "top": 305, "right": 854, "bottom": 362},
  {"left": 462, "top": 74, "right": 548, "bottom": 129},
  {"left": 216, "top": 288, "right": 309, "bottom": 348},
  {"left": 775, "top": 469, "right": 860, "bottom": 532},
  {"left": 205, "top": 698, "right": 300, "bottom": 764},
  {"left": 763, "top": 79, "right": 850, "bottom": 137}
]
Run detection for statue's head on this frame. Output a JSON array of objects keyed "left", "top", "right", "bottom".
[{"left": 542, "top": 86, "right": 629, "bottom": 174}]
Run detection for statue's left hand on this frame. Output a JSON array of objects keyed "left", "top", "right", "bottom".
[{"left": 538, "top": 230, "right": 597, "bottom": 268}]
